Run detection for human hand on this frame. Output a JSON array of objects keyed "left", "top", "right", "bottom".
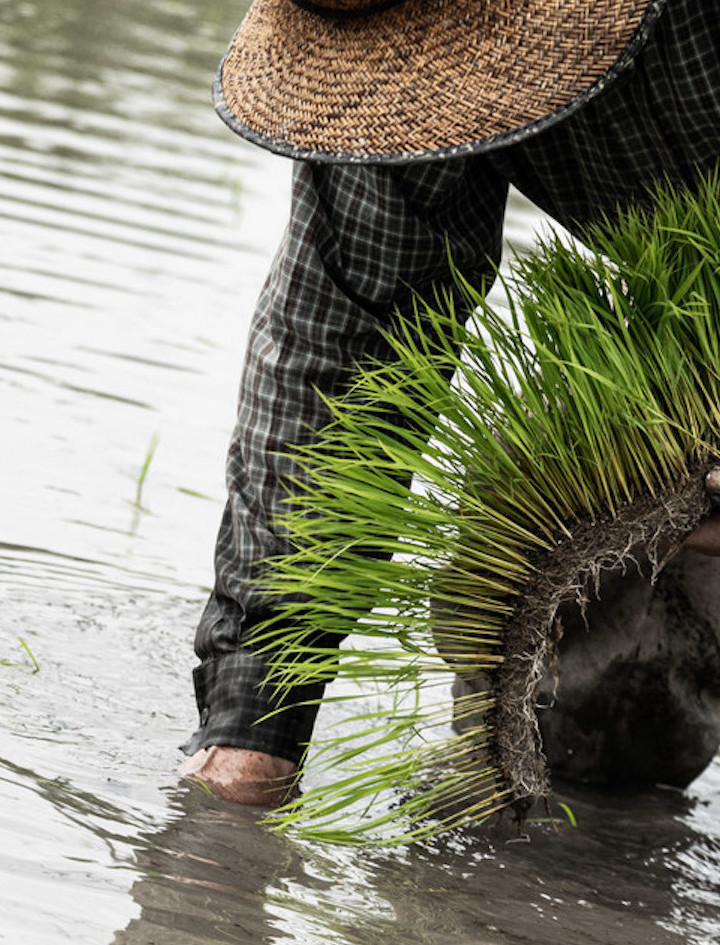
[
  {"left": 178, "top": 745, "right": 298, "bottom": 807},
  {"left": 683, "top": 467, "right": 720, "bottom": 556}
]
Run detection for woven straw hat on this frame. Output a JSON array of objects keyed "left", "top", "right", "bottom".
[{"left": 214, "top": 0, "right": 665, "bottom": 163}]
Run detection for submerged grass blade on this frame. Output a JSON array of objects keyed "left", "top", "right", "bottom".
[
  {"left": 2, "top": 637, "right": 40, "bottom": 673},
  {"left": 133, "top": 432, "right": 160, "bottom": 513},
  {"left": 18, "top": 637, "right": 39, "bottom": 673}
]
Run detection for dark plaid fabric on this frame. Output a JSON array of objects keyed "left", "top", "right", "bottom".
[{"left": 186, "top": 0, "right": 720, "bottom": 762}]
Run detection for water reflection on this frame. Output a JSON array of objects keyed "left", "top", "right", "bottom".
[
  {"left": 0, "top": 754, "right": 144, "bottom": 942},
  {"left": 108, "top": 776, "right": 720, "bottom": 945},
  {"left": 0, "top": 0, "right": 290, "bottom": 596}
]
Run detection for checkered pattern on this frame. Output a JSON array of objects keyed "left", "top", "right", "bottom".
[{"left": 185, "top": 0, "right": 720, "bottom": 763}]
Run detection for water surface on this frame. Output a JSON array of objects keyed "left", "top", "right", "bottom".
[{"left": 1, "top": 1, "right": 719, "bottom": 942}]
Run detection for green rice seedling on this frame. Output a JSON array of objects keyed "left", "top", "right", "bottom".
[
  {"left": 133, "top": 432, "right": 160, "bottom": 513},
  {"left": 557, "top": 803, "right": 578, "bottom": 828},
  {"left": 253, "top": 173, "right": 720, "bottom": 846},
  {"left": 177, "top": 486, "right": 213, "bottom": 501}
]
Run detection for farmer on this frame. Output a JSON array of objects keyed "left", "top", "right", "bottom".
[{"left": 181, "top": 0, "right": 720, "bottom": 806}]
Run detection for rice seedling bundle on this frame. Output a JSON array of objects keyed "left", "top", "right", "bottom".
[{"left": 256, "top": 174, "right": 720, "bottom": 845}]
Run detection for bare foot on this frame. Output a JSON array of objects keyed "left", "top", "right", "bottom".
[
  {"left": 684, "top": 467, "right": 720, "bottom": 556},
  {"left": 178, "top": 746, "right": 298, "bottom": 807}
]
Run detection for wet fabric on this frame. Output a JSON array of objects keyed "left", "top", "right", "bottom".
[{"left": 187, "top": 0, "right": 720, "bottom": 761}]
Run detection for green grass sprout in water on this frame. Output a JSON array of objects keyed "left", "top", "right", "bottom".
[
  {"left": 1, "top": 637, "right": 40, "bottom": 673},
  {"left": 134, "top": 432, "right": 160, "bottom": 513},
  {"left": 254, "top": 174, "right": 720, "bottom": 846},
  {"left": 557, "top": 802, "right": 578, "bottom": 829}
]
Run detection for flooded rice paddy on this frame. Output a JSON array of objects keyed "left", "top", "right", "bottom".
[{"left": 1, "top": 1, "right": 720, "bottom": 942}]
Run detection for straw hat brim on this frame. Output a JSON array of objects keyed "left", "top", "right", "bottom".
[{"left": 215, "top": 0, "right": 666, "bottom": 164}]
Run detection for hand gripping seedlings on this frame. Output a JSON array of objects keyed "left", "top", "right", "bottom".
[{"left": 254, "top": 173, "right": 720, "bottom": 846}]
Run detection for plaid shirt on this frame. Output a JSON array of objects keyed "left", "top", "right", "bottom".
[{"left": 185, "top": 0, "right": 720, "bottom": 763}]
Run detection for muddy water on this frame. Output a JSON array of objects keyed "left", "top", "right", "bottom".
[{"left": 1, "top": 1, "right": 719, "bottom": 942}]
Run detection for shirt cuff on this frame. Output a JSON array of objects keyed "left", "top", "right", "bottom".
[{"left": 181, "top": 648, "right": 325, "bottom": 766}]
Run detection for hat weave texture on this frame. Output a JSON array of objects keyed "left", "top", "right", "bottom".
[{"left": 216, "top": 0, "right": 666, "bottom": 163}]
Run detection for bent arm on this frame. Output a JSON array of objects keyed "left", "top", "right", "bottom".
[{"left": 181, "top": 156, "right": 510, "bottom": 801}]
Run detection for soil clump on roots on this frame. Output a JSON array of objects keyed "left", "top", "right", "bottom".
[{"left": 493, "top": 461, "right": 719, "bottom": 813}]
